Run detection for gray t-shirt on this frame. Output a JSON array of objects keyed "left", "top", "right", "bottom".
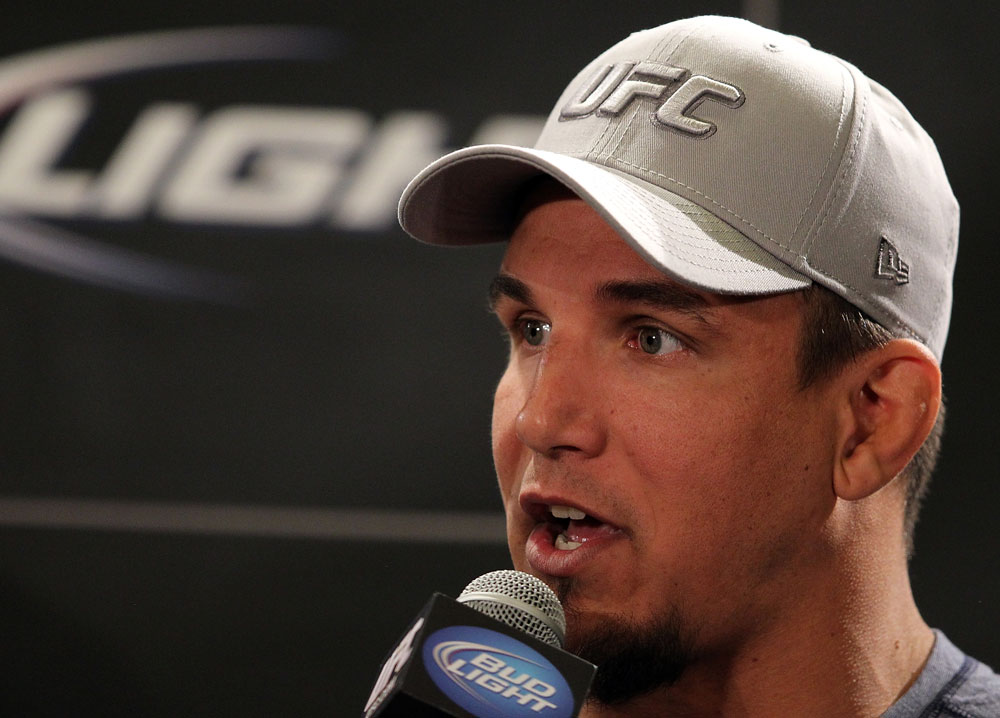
[{"left": 882, "top": 631, "right": 1000, "bottom": 717}]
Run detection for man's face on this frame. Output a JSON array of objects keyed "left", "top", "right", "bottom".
[{"left": 489, "top": 188, "right": 842, "bottom": 667}]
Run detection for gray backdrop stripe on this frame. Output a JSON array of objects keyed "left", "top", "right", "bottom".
[{"left": 0, "top": 497, "right": 507, "bottom": 543}]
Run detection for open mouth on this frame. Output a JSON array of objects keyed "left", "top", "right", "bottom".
[
  {"left": 545, "top": 504, "right": 620, "bottom": 551},
  {"left": 521, "top": 500, "right": 626, "bottom": 577}
]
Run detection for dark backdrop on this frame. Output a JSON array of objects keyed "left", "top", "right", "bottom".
[{"left": 0, "top": 1, "right": 996, "bottom": 715}]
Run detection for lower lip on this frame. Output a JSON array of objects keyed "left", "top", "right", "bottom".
[{"left": 524, "top": 522, "right": 625, "bottom": 577}]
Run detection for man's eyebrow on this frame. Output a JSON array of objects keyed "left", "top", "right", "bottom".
[
  {"left": 488, "top": 273, "right": 533, "bottom": 310},
  {"left": 596, "top": 279, "right": 713, "bottom": 321},
  {"left": 487, "top": 274, "right": 715, "bottom": 323}
]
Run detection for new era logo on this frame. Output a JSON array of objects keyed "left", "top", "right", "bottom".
[{"left": 876, "top": 237, "right": 909, "bottom": 285}]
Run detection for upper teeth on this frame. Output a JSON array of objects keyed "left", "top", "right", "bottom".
[{"left": 550, "top": 505, "right": 586, "bottom": 520}]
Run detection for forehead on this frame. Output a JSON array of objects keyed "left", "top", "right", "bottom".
[
  {"left": 504, "top": 184, "right": 664, "bottom": 278},
  {"left": 501, "top": 183, "right": 711, "bottom": 302},
  {"left": 498, "top": 183, "right": 810, "bottom": 345}
]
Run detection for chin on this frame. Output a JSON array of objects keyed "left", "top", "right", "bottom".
[{"left": 560, "top": 591, "right": 696, "bottom": 706}]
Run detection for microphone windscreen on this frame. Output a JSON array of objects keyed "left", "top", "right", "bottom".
[{"left": 456, "top": 569, "right": 566, "bottom": 648}]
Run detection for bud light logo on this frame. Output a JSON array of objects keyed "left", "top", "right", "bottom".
[{"left": 422, "top": 625, "right": 573, "bottom": 718}]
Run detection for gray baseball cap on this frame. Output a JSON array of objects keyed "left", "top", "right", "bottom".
[{"left": 398, "top": 15, "right": 958, "bottom": 359}]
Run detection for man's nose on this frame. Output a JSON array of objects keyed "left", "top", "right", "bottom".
[{"left": 514, "top": 343, "right": 607, "bottom": 459}]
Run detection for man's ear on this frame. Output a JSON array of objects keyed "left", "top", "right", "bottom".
[{"left": 834, "top": 339, "right": 941, "bottom": 502}]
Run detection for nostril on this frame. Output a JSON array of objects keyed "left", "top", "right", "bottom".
[{"left": 549, "top": 444, "right": 583, "bottom": 457}]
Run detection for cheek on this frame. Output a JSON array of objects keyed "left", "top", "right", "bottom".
[
  {"left": 626, "top": 379, "right": 827, "bottom": 540},
  {"left": 491, "top": 369, "right": 523, "bottom": 497}
]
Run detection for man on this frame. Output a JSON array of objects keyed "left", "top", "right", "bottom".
[{"left": 398, "top": 16, "right": 1000, "bottom": 717}]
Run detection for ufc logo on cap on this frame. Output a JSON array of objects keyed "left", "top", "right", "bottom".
[{"left": 560, "top": 61, "right": 744, "bottom": 138}]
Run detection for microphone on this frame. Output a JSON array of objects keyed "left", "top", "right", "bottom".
[{"left": 363, "top": 570, "right": 596, "bottom": 717}]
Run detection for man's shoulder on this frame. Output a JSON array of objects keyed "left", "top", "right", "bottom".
[
  {"left": 883, "top": 631, "right": 1000, "bottom": 718},
  {"left": 933, "top": 653, "right": 1000, "bottom": 717},
  {"left": 927, "top": 653, "right": 1000, "bottom": 718}
]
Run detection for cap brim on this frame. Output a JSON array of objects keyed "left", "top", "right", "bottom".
[{"left": 398, "top": 144, "right": 810, "bottom": 295}]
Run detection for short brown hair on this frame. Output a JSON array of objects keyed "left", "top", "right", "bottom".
[{"left": 796, "top": 284, "right": 944, "bottom": 558}]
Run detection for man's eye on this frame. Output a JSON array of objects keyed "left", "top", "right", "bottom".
[
  {"left": 520, "top": 319, "right": 551, "bottom": 346},
  {"left": 635, "top": 327, "right": 682, "bottom": 355}
]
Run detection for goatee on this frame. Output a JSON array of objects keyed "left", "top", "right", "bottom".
[{"left": 560, "top": 584, "right": 695, "bottom": 706}]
